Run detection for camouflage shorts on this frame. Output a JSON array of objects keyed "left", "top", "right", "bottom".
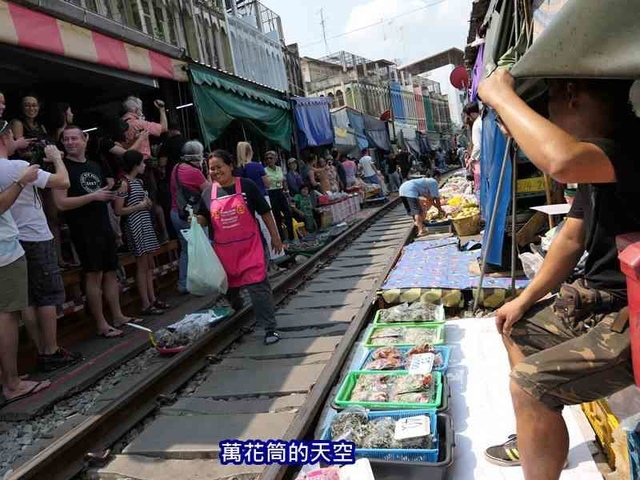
[{"left": 510, "top": 298, "right": 633, "bottom": 411}]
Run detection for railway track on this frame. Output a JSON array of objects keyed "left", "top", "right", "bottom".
[{"left": 8, "top": 198, "right": 414, "bottom": 480}]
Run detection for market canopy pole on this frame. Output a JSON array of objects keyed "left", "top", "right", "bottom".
[
  {"left": 511, "top": 147, "right": 518, "bottom": 295},
  {"left": 473, "top": 137, "right": 513, "bottom": 312}
]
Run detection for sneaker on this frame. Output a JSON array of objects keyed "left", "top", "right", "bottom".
[
  {"left": 264, "top": 331, "right": 281, "bottom": 345},
  {"left": 38, "top": 348, "right": 83, "bottom": 373},
  {"left": 485, "top": 435, "right": 568, "bottom": 468},
  {"left": 485, "top": 434, "right": 520, "bottom": 466}
]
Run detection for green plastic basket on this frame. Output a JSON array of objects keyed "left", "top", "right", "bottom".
[
  {"left": 364, "top": 324, "right": 446, "bottom": 348},
  {"left": 334, "top": 371, "right": 444, "bottom": 410},
  {"left": 373, "top": 305, "right": 445, "bottom": 325}
]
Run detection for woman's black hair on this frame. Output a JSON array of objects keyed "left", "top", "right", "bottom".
[
  {"left": 46, "top": 102, "right": 70, "bottom": 131},
  {"left": 102, "top": 115, "right": 129, "bottom": 142},
  {"left": 463, "top": 102, "right": 480, "bottom": 116},
  {"left": 122, "top": 150, "right": 144, "bottom": 173},
  {"left": 210, "top": 149, "right": 236, "bottom": 168}
]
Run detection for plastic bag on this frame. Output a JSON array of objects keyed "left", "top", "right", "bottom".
[
  {"left": 184, "top": 217, "right": 228, "bottom": 296},
  {"left": 519, "top": 252, "right": 544, "bottom": 279}
]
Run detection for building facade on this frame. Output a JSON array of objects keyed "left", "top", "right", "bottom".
[{"left": 284, "top": 43, "right": 305, "bottom": 97}]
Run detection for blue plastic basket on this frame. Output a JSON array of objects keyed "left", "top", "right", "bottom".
[
  {"left": 320, "top": 409, "right": 440, "bottom": 463},
  {"left": 629, "top": 429, "right": 640, "bottom": 480},
  {"left": 359, "top": 346, "right": 452, "bottom": 373}
]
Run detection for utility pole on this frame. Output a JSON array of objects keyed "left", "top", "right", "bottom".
[{"left": 319, "top": 8, "right": 329, "bottom": 54}]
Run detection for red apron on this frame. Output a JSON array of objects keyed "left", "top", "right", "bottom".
[{"left": 210, "top": 178, "right": 267, "bottom": 288}]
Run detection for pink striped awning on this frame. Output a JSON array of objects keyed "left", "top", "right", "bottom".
[{"left": 0, "top": 1, "right": 187, "bottom": 82}]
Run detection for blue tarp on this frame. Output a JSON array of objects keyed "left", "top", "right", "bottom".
[
  {"left": 346, "top": 108, "right": 369, "bottom": 151},
  {"left": 363, "top": 114, "right": 391, "bottom": 151},
  {"left": 480, "top": 109, "right": 512, "bottom": 267},
  {"left": 292, "top": 97, "right": 334, "bottom": 149}
]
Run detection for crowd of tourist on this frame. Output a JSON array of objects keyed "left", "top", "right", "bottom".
[{"left": 0, "top": 90, "right": 462, "bottom": 404}]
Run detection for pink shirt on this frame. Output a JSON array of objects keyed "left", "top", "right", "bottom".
[
  {"left": 170, "top": 164, "right": 207, "bottom": 211},
  {"left": 122, "top": 112, "right": 164, "bottom": 159}
]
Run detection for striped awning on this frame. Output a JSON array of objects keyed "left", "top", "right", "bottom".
[{"left": 0, "top": 1, "right": 187, "bottom": 82}]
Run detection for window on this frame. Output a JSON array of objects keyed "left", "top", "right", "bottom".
[{"left": 335, "top": 90, "right": 345, "bottom": 107}]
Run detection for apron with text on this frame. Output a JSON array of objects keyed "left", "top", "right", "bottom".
[{"left": 210, "top": 178, "right": 267, "bottom": 288}]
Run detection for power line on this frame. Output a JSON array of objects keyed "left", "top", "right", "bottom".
[{"left": 300, "top": 0, "right": 447, "bottom": 50}]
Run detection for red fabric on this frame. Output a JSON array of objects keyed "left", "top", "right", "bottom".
[
  {"left": 8, "top": 2, "right": 63, "bottom": 55},
  {"left": 149, "top": 49, "right": 174, "bottom": 79},
  {"left": 170, "top": 164, "right": 207, "bottom": 212},
  {"left": 210, "top": 178, "right": 266, "bottom": 288},
  {"left": 92, "top": 31, "right": 129, "bottom": 71}
]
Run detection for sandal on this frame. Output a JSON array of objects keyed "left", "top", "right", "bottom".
[
  {"left": 98, "top": 327, "right": 123, "bottom": 339},
  {"left": 141, "top": 306, "right": 165, "bottom": 316},
  {"left": 114, "top": 317, "right": 144, "bottom": 327},
  {"left": 1, "top": 380, "right": 51, "bottom": 407},
  {"left": 154, "top": 300, "right": 171, "bottom": 310}
]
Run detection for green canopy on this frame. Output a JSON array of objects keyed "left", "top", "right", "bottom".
[{"left": 189, "top": 65, "right": 292, "bottom": 150}]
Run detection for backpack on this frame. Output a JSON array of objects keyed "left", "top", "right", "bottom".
[{"left": 172, "top": 163, "right": 203, "bottom": 220}]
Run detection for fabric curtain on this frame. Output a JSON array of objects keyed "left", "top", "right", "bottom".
[
  {"left": 345, "top": 109, "right": 369, "bottom": 151},
  {"left": 189, "top": 65, "right": 292, "bottom": 150},
  {"left": 363, "top": 114, "right": 391, "bottom": 151},
  {"left": 480, "top": 109, "right": 512, "bottom": 267},
  {"left": 292, "top": 97, "right": 333, "bottom": 149}
]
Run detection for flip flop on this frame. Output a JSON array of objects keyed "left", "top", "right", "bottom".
[
  {"left": 1, "top": 380, "right": 50, "bottom": 407},
  {"left": 114, "top": 317, "right": 144, "bottom": 327},
  {"left": 140, "top": 306, "right": 165, "bottom": 316},
  {"left": 98, "top": 327, "right": 123, "bottom": 339}
]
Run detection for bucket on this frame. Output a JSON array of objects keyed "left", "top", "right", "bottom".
[{"left": 617, "top": 233, "right": 640, "bottom": 386}]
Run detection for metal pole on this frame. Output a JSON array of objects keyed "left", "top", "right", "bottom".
[
  {"left": 473, "top": 138, "right": 513, "bottom": 312},
  {"left": 511, "top": 145, "right": 518, "bottom": 294}
]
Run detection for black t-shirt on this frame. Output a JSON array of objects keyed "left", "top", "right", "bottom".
[
  {"left": 198, "top": 177, "right": 271, "bottom": 218},
  {"left": 158, "top": 134, "right": 186, "bottom": 176},
  {"left": 567, "top": 138, "right": 640, "bottom": 300},
  {"left": 64, "top": 159, "right": 112, "bottom": 235},
  {"left": 335, "top": 161, "right": 347, "bottom": 188},
  {"left": 97, "top": 137, "right": 119, "bottom": 179},
  {"left": 387, "top": 157, "right": 398, "bottom": 175}
]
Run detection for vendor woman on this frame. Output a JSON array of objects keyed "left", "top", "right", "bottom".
[
  {"left": 399, "top": 175, "right": 445, "bottom": 237},
  {"left": 197, "top": 149, "right": 283, "bottom": 345}
]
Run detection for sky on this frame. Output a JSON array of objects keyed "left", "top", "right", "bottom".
[{"left": 262, "top": 0, "right": 473, "bottom": 123}]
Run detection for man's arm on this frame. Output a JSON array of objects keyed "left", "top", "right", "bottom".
[
  {"left": 478, "top": 70, "right": 615, "bottom": 184},
  {"left": 0, "top": 165, "right": 40, "bottom": 214},
  {"left": 53, "top": 186, "right": 116, "bottom": 211},
  {"left": 496, "top": 217, "right": 586, "bottom": 334},
  {"left": 154, "top": 100, "right": 168, "bottom": 133},
  {"left": 43, "top": 146, "right": 70, "bottom": 190}
]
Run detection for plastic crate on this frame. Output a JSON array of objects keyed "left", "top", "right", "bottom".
[
  {"left": 320, "top": 409, "right": 439, "bottom": 463},
  {"left": 359, "top": 346, "right": 452, "bottom": 373},
  {"left": 334, "top": 371, "right": 444, "bottom": 411},
  {"left": 364, "top": 324, "right": 446, "bottom": 348},
  {"left": 368, "top": 413, "right": 454, "bottom": 480},
  {"left": 516, "top": 176, "right": 546, "bottom": 193},
  {"left": 581, "top": 399, "right": 620, "bottom": 467},
  {"left": 373, "top": 305, "right": 445, "bottom": 325},
  {"left": 629, "top": 429, "right": 640, "bottom": 480}
]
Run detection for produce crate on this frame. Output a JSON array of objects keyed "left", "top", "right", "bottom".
[
  {"left": 359, "top": 346, "right": 452, "bottom": 373},
  {"left": 581, "top": 399, "right": 621, "bottom": 467},
  {"left": 334, "top": 371, "right": 444, "bottom": 411},
  {"left": 364, "top": 324, "right": 446, "bottom": 348},
  {"left": 368, "top": 414, "right": 454, "bottom": 480},
  {"left": 516, "top": 176, "right": 546, "bottom": 193},
  {"left": 373, "top": 305, "right": 445, "bottom": 324},
  {"left": 320, "top": 409, "right": 439, "bottom": 463},
  {"left": 452, "top": 213, "right": 481, "bottom": 236},
  {"left": 629, "top": 428, "right": 640, "bottom": 480}
]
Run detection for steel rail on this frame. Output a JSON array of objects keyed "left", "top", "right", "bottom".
[{"left": 9, "top": 198, "right": 402, "bottom": 480}]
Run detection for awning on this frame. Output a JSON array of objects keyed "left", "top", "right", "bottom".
[
  {"left": 189, "top": 65, "right": 292, "bottom": 150},
  {"left": 330, "top": 107, "right": 361, "bottom": 156},
  {"left": 512, "top": 0, "right": 640, "bottom": 78},
  {"left": 292, "top": 97, "right": 334, "bottom": 149},
  {"left": 363, "top": 115, "right": 391, "bottom": 152},
  {"left": 0, "top": 0, "right": 186, "bottom": 81},
  {"left": 345, "top": 108, "right": 369, "bottom": 151}
]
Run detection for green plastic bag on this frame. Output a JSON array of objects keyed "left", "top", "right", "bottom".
[{"left": 183, "top": 217, "right": 228, "bottom": 296}]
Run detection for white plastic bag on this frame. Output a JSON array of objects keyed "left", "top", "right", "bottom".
[
  {"left": 184, "top": 217, "right": 228, "bottom": 296},
  {"left": 519, "top": 252, "right": 544, "bottom": 279}
]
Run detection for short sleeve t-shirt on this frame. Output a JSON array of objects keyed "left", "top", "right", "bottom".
[
  {"left": 64, "top": 159, "right": 111, "bottom": 235},
  {"left": 0, "top": 159, "right": 52, "bottom": 242},
  {"left": 198, "top": 178, "right": 271, "bottom": 219},
  {"left": 0, "top": 210, "right": 24, "bottom": 267},
  {"left": 122, "top": 113, "right": 164, "bottom": 159},
  {"left": 359, "top": 156, "right": 376, "bottom": 177},
  {"left": 170, "top": 163, "right": 207, "bottom": 212},
  {"left": 342, "top": 160, "right": 357, "bottom": 183},
  {"left": 241, "top": 162, "right": 268, "bottom": 196},
  {"left": 399, "top": 178, "right": 439, "bottom": 199},
  {"left": 265, "top": 166, "right": 284, "bottom": 190},
  {"left": 566, "top": 138, "right": 640, "bottom": 300}
]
